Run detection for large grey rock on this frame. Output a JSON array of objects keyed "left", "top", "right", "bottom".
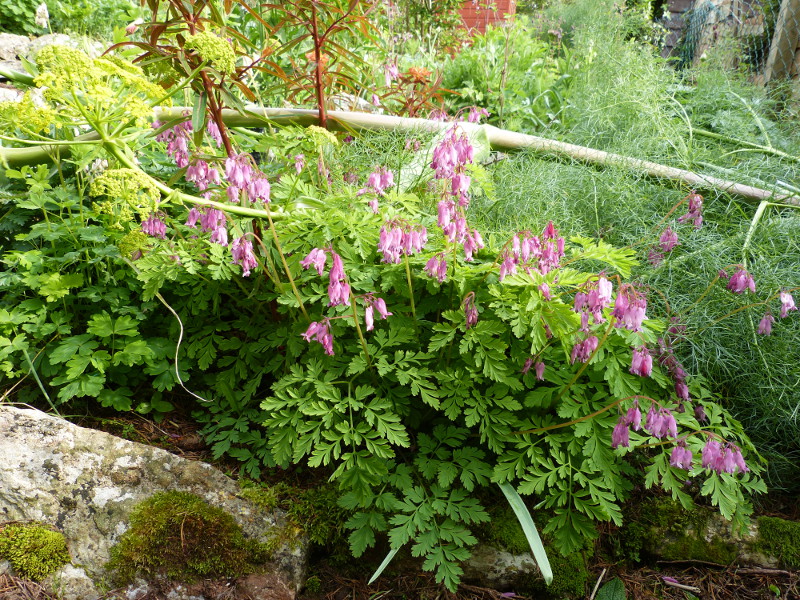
[
  {"left": 26, "top": 33, "right": 106, "bottom": 60},
  {"left": 0, "top": 405, "right": 307, "bottom": 600},
  {"left": 0, "top": 32, "right": 32, "bottom": 73}
]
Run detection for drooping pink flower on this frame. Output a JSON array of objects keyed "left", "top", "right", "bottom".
[
  {"left": 534, "top": 361, "right": 545, "bottom": 381},
  {"left": 154, "top": 118, "right": 192, "bottom": 168},
  {"left": 669, "top": 441, "right": 693, "bottom": 470},
  {"left": 210, "top": 225, "right": 228, "bottom": 247},
  {"left": 378, "top": 220, "right": 428, "bottom": 263},
  {"left": 225, "top": 153, "right": 254, "bottom": 189},
  {"left": 726, "top": 267, "right": 756, "bottom": 294},
  {"left": 467, "top": 106, "right": 489, "bottom": 123},
  {"left": 186, "top": 207, "right": 201, "bottom": 228},
  {"left": 629, "top": 346, "right": 653, "bottom": 377},
  {"left": 659, "top": 227, "right": 680, "bottom": 252},
  {"left": 463, "top": 293, "right": 478, "bottom": 329},
  {"left": 611, "top": 419, "right": 630, "bottom": 449},
  {"left": 613, "top": 285, "right": 648, "bottom": 332},
  {"left": 141, "top": 213, "right": 167, "bottom": 239},
  {"left": 371, "top": 93, "right": 380, "bottom": 107},
  {"left": 780, "top": 291, "right": 797, "bottom": 318},
  {"left": 539, "top": 283, "right": 552, "bottom": 300},
  {"left": 358, "top": 166, "right": 395, "bottom": 197},
  {"left": 327, "top": 251, "right": 350, "bottom": 307},
  {"left": 757, "top": 312, "right": 775, "bottom": 335},
  {"left": 677, "top": 192, "right": 703, "bottom": 229},
  {"left": 624, "top": 401, "right": 642, "bottom": 431},
  {"left": 207, "top": 120, "right": 223, "bottom": 148},
  {"left": 186, "top": 159, "right": 221, "bottom": 193},
  {"left": 199, "top": 208, "right": 226, "bottom": 233},
  {"left": 294, "top": 154, "right": 305, "bottom": 174},
  {"left": 424, "top": 253, "right": 448, "bottom": 283},
  {"left": 363, "top": 295, "right": 392, "bottom": 332},
  {"left": 302, "top": 319, "right": 334, "bottom": 355},
  {"left": 301, "top": 248, "right": 327, "bottom": 276},
  {"left": 384, "top": 61, "right": 400, "bottom": 86},
  {"left": 570, "top": 335, "right": 599, "bottom": 363},
  {"left": 646, "top": 406, "right": 677, "bottom": 439},
  {"left": 694, "top": 404, "right": 708, "bottom": 423},
  {"left": 521, "top": 358, "right": 534, "bottom": 375},
  {"left": 247, "top": 174, "right": 271, "bottom": 204},
  {"left": 231, "top": 236, "right": 258, "bottom": 277}
]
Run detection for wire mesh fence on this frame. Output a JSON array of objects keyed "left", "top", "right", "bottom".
[{"left": 661, "top": 0, "right": 800, "bottom": 84}]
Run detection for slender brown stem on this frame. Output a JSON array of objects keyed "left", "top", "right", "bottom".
[
  {"left": 555, "top": 318, "right": 616, "bottom": 405},
  {"left": 514, "top": 395, "right": 658, "bottom": 435}
]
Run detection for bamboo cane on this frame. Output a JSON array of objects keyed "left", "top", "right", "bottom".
[{"left": 2, "top": 106, "right": 798, "bottom": 206}]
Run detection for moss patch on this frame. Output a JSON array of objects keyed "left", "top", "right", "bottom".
[
  {"left": 755, "top": 516, "right": 800, "bottom": 569},
  {"left": 106, "top": 491, "right": 272, "bottom": 586},
  {"left": 637, "top": 497, "right": 737, "bottom": 565},
  {"left": 0, "top": 523, "right": 70, "bottom": 581},
  {"left": 477, "top": 506, "right": 591, "bottom": 599}
]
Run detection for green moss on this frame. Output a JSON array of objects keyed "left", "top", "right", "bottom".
[
  {"left": 477, "top": 507, "right": 591, "bottom": 599},
  {"left": 637, "top": 497, "right": 737, "bottom": 565},
  {"left": 106, "top": 491, "right": 272, "bottom": 585},
  {"left": 239, "top": 481, "right": 350, "bottom": 550},
  {"left": 478, "top": 506, "right": 530, "bottom": 555},
  {"left": 0, "top": 523, "right": 70, "bottom": 581},
  {"left": 756, "top": 517, "right": 800, "bottom": 569}
]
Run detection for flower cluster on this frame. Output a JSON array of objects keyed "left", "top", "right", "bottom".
[
  {"left": 611, "top": 401, "right": 641, "bottom": 449},
  {"left": 612, "top": 284, "right": 648, "bottom": 332},
  {"left": 657, "top": 334, "right": 691, "bottom": 402},
  {"left": 758, "top": 290, "right": 797, "bottom": 336},
  {"left": 378, "top": 220, "right": 428, "bottom": 263},
  {"left": 466, "top": 106, "right": 490, "bottom": 123},
  {"left": 300, "top": 247, "right": 350, "bottom": 307},
  {"left": 186, "top": 206, "right": 228, "bottom": 246},
  {"left": 521, "top": 358, "right": 546, "bottom": 381},
  {"left": 702, "top": 440, "right": 748, "bottom": 473},
  {"left": 185, "top": 159, "right": 221, "bottom": 199},
  {"left": 225, "top": 153, "right": 270, "bottom": 204},
  {"left": 302, "top": 320, "right": 334, "bottom": 356},
  {"left": 721, "top": 266, "right": 756, "bottom": 294},
  {"left": 463, "top": 292, "right": 478, "bottom": 329},
  {"left": 499, "top": 223, "right": 566, "bottom": 281},
  {"left": 629, "top": 346, "right": 653, "bottom": 377},
  {"left": 424, "top": 253, "right": 448, "bottom": 283},
  {"left": 364, "top": 295, "right": 392, "bottom": 331},
  {"left": 669, "top": 440, "right": 693, "bottom": 469},
  {"left": 153, "top": 118, "right": 192, "bottom": 168},
  {"left": 358, "top": 167, "right": 395, "bottom": 212},
  {"left": 677, "top": 191, "right": 703, "bottom": 229},
  {"left": 141, "top": 213, "right": 167, "bottom": 239},
  {"left": 231, "top": 236, "right": 257, "bottom": 277},
  {"left": 207, "top": 120, "right": 223, "bottom": 148},
  {"left": 648, "top": 226, "right": 680, "bottom": 266}
]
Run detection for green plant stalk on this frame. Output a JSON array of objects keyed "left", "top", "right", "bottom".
[
  {"left": 554, "top": 318, "right": 615, "bottom": 405},
  {"left": 21, "top": 347, "right": 59, "bottom": 415},
  {"left": 403, "top": 253, "right": 417, "bottom": 321},
  {"left": 102, "top": 139, "right": 288, "bottom": 221},
  {"left": 692, "top": 128, "right": 800, "bottom": 163},
  {"left": 350, "top": 296, "right": 371, "bottom": 367},
  {"left": 265, "top": 211, "right": 308, "bottom": 320},
  {"left": 514, "top": 395, "right": 656, "bottom": 436}
]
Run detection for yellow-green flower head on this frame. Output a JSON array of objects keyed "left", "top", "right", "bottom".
[
  {"left": 185, "top": 31, "right": 236, "bottom": 76},
  {"left": 90, "top": 168, "right": 161, "bottom": 216},
  {"left": 118, "top": 230, "right": 150, "bottom": 258},
  {"left": 33, "top": 45, "right": 167, "bottom": 126},
  {"left": 0, "top": 91, "right": 56, "bottom": 136},
  {"left": 306, "top": 125, "right": 339, "bottom": 148}
]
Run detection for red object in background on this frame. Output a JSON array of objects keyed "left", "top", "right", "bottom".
[{"left": 459, "top": 0, "right": 517, "bottom": 34}]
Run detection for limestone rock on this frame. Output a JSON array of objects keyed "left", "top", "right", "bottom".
[
  {"left": 26, "top": 33, "right": 105, "bottom": 60},
  {"left": 0, "top": 32, "right": 31, "bottom": 73},
  {"left": 461, "top": 544, "right": 540, "bottom": 590},
  {"left": 0, "top": 406, "right": 307, "bottom": 600}
]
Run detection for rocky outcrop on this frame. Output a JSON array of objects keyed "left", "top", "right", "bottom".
[{"left": 0, "top": 405, "right": 307, "bottom": 600}]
